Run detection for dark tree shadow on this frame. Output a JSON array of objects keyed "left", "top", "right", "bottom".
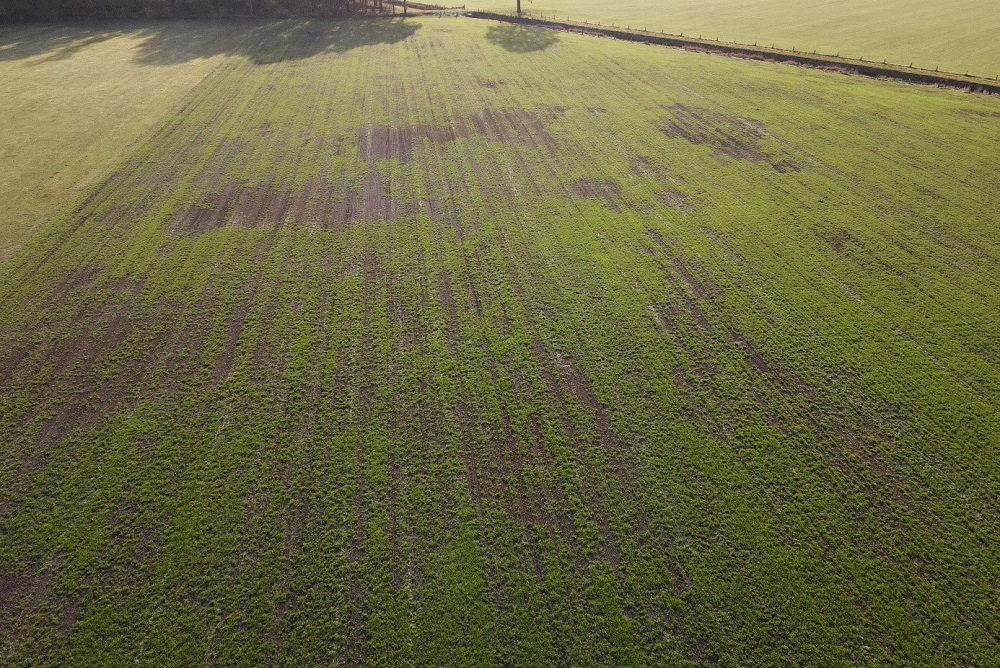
[
  {"left": 0, "top": 24, "right": 130, "bottom": 62},
  {"left": 485, "top": 24, "right": 558, "bottom": 53},
  {"left": 0, "top": 18, "right": 420, "bottom": 66},
  {"left": 136, "top": 18, "right": 421, "bottom": 65}
]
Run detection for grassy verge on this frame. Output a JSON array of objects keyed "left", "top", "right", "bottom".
[
  {"left": 466, "top": 0, "right": 1000, "bottom": 78},
  {"left": 466, "top": 12, "right": 1000, "bottom": 94}
]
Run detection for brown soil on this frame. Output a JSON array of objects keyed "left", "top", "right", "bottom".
[
  {"left": 662, "top": 188, "right": 693, "bottom": 212},
  {"left": 211, "top": 282, "right": 257, "bottom": 386},
  {"left": 0, "top": 346, "right": 31, "bottom": 387},
  {"left": 647, "top": 229, "right": 709, "bottom": 298},
  {"left": 58, "top": 584, "right": 87, "bottom": 638},
  {"left": 570, "top": 178, "right": 621, "bottom": 210},
  {"left": 171, "top": 183, "right": 310, "bottom": 234},
  {"left": 661, "top": 103, "right": 775, "bottom": 164},
  {"left": 829, "top": 422, "right": 913, "bottom": 511},
  {"left": 416, "top": 122, "right": 473, "bottom": 145},
  {"left": 107, "top": 275, "right": 145, "bottom": 298},
  {"left": 340, "top": 173, "right": 411, "bottom": 225},
  {"left": 772, "top": 159, "right": 802, "bottom": 173},
  {"left": 356, "top": 108, "right": 558, "bottom": 168},
  {"left": 529, "top": 339, "right": 621, "bottom": 567},
  {"left": 230, "top": 184, "right": 292, "bottom": 230},
  {"left": 51, "top": 311, "right": 133, "bottom": 375},
  {"left": 538, "top": 104, "right": 570, "bottom": 118},
  {"left": 357, "top": 122, "right": 471, "bottom": 165},
  {"left": 648, "top": 303, "right": 679, "bottom": 334},
  {"left": 170, "top": 184, "right": 238, "bottom": 235},
  {"left": 357, "top": 123, "right": 415, "bottom": 164},
  {"left": 0, "top": 570, "right": 31, "bottom": 621},
  {"left": 286, "top": 179, "right": 335, "bottom": 228},
  {"left": 192, "top": 138, "right": 247, "bottom": 191},
  {"left": 424, "top": 199, "right": 447, "bottom": 223},
  {"left": 472, "top": 108, "right": 557, "bottom": 154},
  {"left": 821, "top": 228, "right": 856, "bottom": 252},
  {"left": 1, "top": 562, "right": 57, "bottom": 654},
  {"left": 54, "top": 267, "right": 100, "bottom": 301}
]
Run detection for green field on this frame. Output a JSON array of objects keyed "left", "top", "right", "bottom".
[
  {"left": 1, "top": 16, "right": 998, "bottom": 667},
  {"left": 472, "top": 0, "right": 1000, "bottom": 77},
  {"left": 0, "top": 22, "right": 250, "bottom": 261}
]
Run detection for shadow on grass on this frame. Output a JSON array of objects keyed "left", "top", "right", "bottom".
[
  {"left": 0, "top": 18, "right": 420, "bottom": 66},
  {"left": 0, "top": 24, "right": 130, "bottom": 62},
  {"left": 485, "top": 23, "right": 558, "bottom": 53}
]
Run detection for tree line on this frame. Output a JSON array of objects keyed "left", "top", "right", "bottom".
[{"left": 0, "top": 0, "right": 396, "bottom": 21}]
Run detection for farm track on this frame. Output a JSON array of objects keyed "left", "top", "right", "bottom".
[{"left": 0, "top": 16, "right": 997, "bottom": 667}]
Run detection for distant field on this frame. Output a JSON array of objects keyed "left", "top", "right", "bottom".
[
  {"left": 1, "top": 16, "right": 998, "bottom": 667},
  {"left": 471, "top": 0, "right": 1000, "bottom": 77},
  {"left": 0, "top": 22, "right": 254, "bottom": 260}
]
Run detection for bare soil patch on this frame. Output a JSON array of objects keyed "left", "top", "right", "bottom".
[
  {"left": 211, "top": 281, "right": 258, "bottom": 386},
  {"left": 229, "top": 185, "right": 292, "bottom": 230},
  {"left": 357, "top": 122, "right": 471, "bottom": 165},
  {"left": 333, "top": 173, "right": 413, "bottom": 226},
  {"left": 0, "top": 560, "right": 59, "bottom": 655},
  {"left": 192, "top": 138, "right": 247, "bottom": 191},
  {"left": 570, "top": 178, "right": 621, "bottom": 210},
  {"left": 287, "top": 179, "right": 336, "bottom": 228},
  {"left": 662, "top": 188, "right": 693, "bottom": 212},
  {"left": 648, "top": 303, "right": 680, "bottom": 334},
  {"left": 538, "top": 104, "right": 570, "bottom": 118},
  {"left": 51, "top": 311, "right": 133, "bottom": 375},
  {"left": 820, "top": 228, "right": 856, "bottom": 252},
  {"left": 356, "top": 109, "right": 558, "bottom": 166},
  {"left": 358, "top": 123, "right": 415, "bottom": 164},
  {"left": 170, "top": 184, "right": 238, "bottom": 235},
  {"left": 646, "top": 228, "right": 710, "bottom": 298},
  {"left": 0, "top": 346, "right": 32, "bottom": 387},
  {"left": 472, "top": 108, "right": 557, "bottom": 154},
  {"left": 54, "top": 267, "right": 100, "bottom": 301},
  {"left": 169, "top": 184, "right": 294, "bottom": 234},
  {"left": 661, "top": 103, "right": 797, "bottom": 171}
]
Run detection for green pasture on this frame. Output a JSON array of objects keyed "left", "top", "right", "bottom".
[
  {"left": 0, "top": 16, "right": 997, "bottom": 667},
  {"left": 472, "top": 0, "right": 1000, "bottom": 77}
]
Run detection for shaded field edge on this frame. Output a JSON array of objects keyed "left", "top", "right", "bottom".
[{"left": 467, "top": 11, "right": 1000, "bottom": 95}]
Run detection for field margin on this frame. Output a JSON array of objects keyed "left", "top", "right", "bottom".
[{"left": 467, "top": 11, "right": 1000, "bottom": 95}]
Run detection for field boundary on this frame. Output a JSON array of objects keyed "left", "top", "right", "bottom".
[{"left": 466, "top": 11, "right": 1000, "bottom": 95}]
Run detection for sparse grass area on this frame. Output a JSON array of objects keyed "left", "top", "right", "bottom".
[
  {"left": 0, "top": 22, "right": 250, "bottom": 261},
  {"left": 1, "top": 16, "right": 998, "bottom": 667},
  {"left": 472, "top": 0, "right": 1000, "bottom": 77}
]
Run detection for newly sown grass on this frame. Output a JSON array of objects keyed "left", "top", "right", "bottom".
[
  {"left": 470, "top": 0, "right": 1000, "bottom": 78},
  {"left": 0, "top": 15, "right": 997, "bottom": 667}
]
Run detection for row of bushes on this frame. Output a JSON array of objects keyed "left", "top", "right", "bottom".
[{"left": 0, "top": 0, "right": 395, "bottom": 21}]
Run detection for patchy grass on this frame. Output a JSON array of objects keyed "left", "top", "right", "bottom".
[
  {"left": 472, "top": 0, "right": 1000, "bottom": 77},
  {"left": 0, "top": 16, "right": 998, "bottom": 667}
]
